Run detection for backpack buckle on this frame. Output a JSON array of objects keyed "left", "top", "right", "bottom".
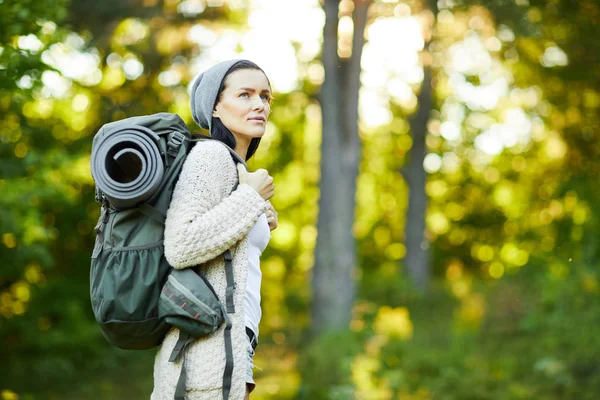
[
  {"left": 95, "top": 187, "right": 103, "bottom": 203},
  {"left": 94, "top": 200, "right": 110, "bottom": 234},
  {"left": 167, "top": 131, "right": 185, "bottom": 158}
]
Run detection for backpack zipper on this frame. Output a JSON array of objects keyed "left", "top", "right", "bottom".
[{"left": 166, "top": 274, "right": 219, "bottom": 318}]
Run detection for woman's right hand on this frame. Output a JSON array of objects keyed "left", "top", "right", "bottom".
[{"left": 237, "top": 164, "right": 274, "bottom": 200}]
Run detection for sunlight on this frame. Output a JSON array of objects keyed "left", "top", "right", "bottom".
[
  {"left": 438, "top": 28, "right": 543, "bottom": 158},
  {"left": 187, "top": 23, "right": 218, "bottom": 47},
  {"left": 441, "top": 151, "right": 461, "bottom": 173},
  {"left": 41, "top": 43, "right": 102, "bottom": 86},
  {"left": 475, "top": 107, "right": 532, "bottom": 155},
  {"left": 122, "top": 57, "right": 144, "bottom": 80},
  {"left": 541, "top": 45, "right": 569, "bottom": 68},
  {"left": 451, "top": 72, "right": 509, "bottom": 111},
  {"left": 448, "top": 33, "right": 492, "bottom": 75},
  {"left": 187, "top": 0, "right": 323, "bottom": 93},
  {"left": 359, "top": 88, "right": 393, "bottom": 128},
  {"left": 359, "top": 15, "right": 425, "bottom": 127},
  {"left": 423, "top": 153, "right": 443, "bottom": 173},
  {"left": 41, "top": 71, "right": 71, "bottom": 98},
  {"left": 440, "top": 120, "right": 461, "bottom": 141},
  {"left": 444, "top": 32, "right": 512, "bottom": 111},
  {"left": 112, "top": 19, "right": 149, "bottom": 47},
  {"left": 17, "top": 34, "right": 44, "bottom": 53},
  {"left": 242, "top": 0, "right": 323, "bottom": 91},
  {"left": 177, "top": 0, "right": 206, "bottom": 17},
  {"left": 158, "top": 69, "right": 182, "bottom": 87}
]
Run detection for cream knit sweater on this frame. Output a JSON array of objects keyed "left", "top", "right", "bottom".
[{"left": 151, "top": 140, "right": 268, "bottom": 400}]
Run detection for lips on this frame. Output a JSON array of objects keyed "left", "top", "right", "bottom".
[{"left": 248, "top": 116, "right": 265, "bottom": 122}]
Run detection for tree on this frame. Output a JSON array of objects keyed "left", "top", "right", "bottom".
[
  {"left": 403, "top": 66, "right": 433, "bottom": 291},
  {"left": 312, "top": 0, "right": 371, "bottom": 334}
]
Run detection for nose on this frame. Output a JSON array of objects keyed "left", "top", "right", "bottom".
[{"left": 251, "top": 95, "right": 264, "bottom": 111}]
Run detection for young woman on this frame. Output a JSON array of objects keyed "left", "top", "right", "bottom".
[{"left": 151, "top": 59, "right": 278, "bottom": 400}]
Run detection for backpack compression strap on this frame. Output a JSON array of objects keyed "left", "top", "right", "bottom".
[
  {"left": 221, "top": 249, "right": 235, "bottom": 400},
  {"left": 171, "top": 332, "right": 195, "bottom": 400}
]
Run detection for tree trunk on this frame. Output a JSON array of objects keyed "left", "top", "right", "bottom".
[
  {"left": 404, "top": 67, "right": 433, "bottom": 291},
  {"left": 312, "top": 0, "right": 370, "bottom": 334},
  {"left": 403, "top": 0, "right": 438, "bottom": 291}
]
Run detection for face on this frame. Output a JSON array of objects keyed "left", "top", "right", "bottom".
[{"left": 212, "top": 68, "right": 271, "bottom": 143}]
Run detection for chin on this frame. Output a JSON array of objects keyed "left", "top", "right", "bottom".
[{"left": 243, "top": 128, "right": 267, "bottom": 138}]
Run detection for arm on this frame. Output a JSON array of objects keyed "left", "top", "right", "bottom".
[{"left": 164, "top": 141, "right": 267, "bottom": 269}]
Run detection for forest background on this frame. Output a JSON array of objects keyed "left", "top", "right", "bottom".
[{"left": 1, "top": 0, "right": 599, "bottom": 399}]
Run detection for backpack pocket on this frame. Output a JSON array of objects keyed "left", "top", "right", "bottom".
[
  {"left": 90, "top": 244, "right": 171, "bottom": 349},
  {"left": 159, "top": 268, "right": 225, "bottom": 338}
]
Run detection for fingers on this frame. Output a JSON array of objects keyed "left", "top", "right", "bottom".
[
  {"left": 237, "top": 164, "right": 248, "bottom": 184},
  {"left": 260, "top": 185, "right": 274, "bottom": 200},
  {"left": 267, "top": 215, "right": 278, "bottom": 231},
  {"left": 242, "top": 167, "right": 274, "bottom": 200},
  {"left": 266, "top": 209, "right": 277, "bottom": 218},
  {"left": 265, "top": 201, "right": 277, "bottom": 217},
  {"left": 265, "top": 203, "right": 278, "bottom": 231},
  {"left": 263, "top": 177, "right": 274, "bottom": 200}
]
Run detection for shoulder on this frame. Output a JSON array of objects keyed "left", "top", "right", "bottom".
[
  {"left": 184, "top": 140, "right": 237, "bottom": 173},
  {"left": 188, "top": 139, "right": 233, "bottom": 162},
  {"left": 181, "top": 140, "right": 237, "bottom": 192}
]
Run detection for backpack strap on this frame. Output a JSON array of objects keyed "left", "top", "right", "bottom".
[
  {"left": 164, "top": 131, "right": 186, "bottom": 169},
  {"left": 171, "top": 331, "right": 195, "bottom": 400},
  {"left": 222, "top": 318, "right": 233, "bottom": 400},
  {"left": 224, "top": 250, "right": 236, "bottom": 313},
  {"left": 168, "top": 131, "right": 186, "bottom": 159},
  {"left": 138, "top": 203, "right": 166, "bottom": 224},
  {"left": 221, "top": 249, "right": 235, "bottom": 400},
  {"left": 186, "top": 136, "right": 248, "bottom": 171}
]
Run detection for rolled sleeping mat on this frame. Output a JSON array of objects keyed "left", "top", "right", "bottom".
[{"left": 91, "top": 125, "right": 164, "bottom": 210}]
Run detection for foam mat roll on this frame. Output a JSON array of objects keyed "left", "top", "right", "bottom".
[{"left": 91, "top": 125, "right": 164, "bottom": 210}]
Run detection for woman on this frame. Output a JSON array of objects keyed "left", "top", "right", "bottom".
[{"left": 151, "top": 59, "right": 278, "bottom": 400}]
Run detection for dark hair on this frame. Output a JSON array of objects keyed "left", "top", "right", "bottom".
[{"left": 210, "top": 60, "right": 271, "bottom": 161}]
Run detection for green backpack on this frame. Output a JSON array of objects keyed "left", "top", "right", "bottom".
[{"left": 90, "top": 112, "right": 242, "bottom": 400}]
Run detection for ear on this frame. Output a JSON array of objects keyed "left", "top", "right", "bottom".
[{"left": 212, "top": 106, "right": 220, "bottom": 118}]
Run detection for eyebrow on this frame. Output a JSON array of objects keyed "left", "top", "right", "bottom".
[{"left": 236, "top": 87, "right": 271, "bottom": 94}]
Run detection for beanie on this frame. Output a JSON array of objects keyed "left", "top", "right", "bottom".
[{"left": 190, "top": 59, "right": 244, "bottom": 132}]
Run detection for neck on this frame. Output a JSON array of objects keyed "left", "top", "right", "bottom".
[{"left": 232, "top": 133, "right": 251, "bottom": 161}]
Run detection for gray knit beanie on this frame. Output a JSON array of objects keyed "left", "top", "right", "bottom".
[{"left": 190, "top": 59, "right": 244, "bottom": 132}]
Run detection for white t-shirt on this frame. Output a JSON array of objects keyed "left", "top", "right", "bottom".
[{"left": 244, "top": 213, "right": 270, "bottom": 338}]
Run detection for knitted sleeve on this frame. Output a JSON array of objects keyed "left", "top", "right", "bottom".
[{"left": 164, "top": 141, "right": 268, "bottom": 269}]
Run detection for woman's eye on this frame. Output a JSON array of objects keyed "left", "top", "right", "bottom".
[
  {"left": 260, "top": 94, "right": 271, "bottom": 102},
  {"left": 240, "top": 93, "right": 249, "bottom": 98}
]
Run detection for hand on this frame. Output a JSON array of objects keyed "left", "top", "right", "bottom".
[
  {"left": 237, "top": 164, "right": 274, "bottom": 201},
  {"left": 266, "top": 201, "right": 278, "bottom": 231}
]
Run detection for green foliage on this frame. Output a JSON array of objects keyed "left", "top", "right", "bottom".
[
  {"left": 297, "top": 330, "right": 363, "bottom": 400},
  {"left": 0, "top": 0, "right": 69, "bottom": 94},
  {"left": 297, "top": 267, "right": 600, "bottom": 400}
]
